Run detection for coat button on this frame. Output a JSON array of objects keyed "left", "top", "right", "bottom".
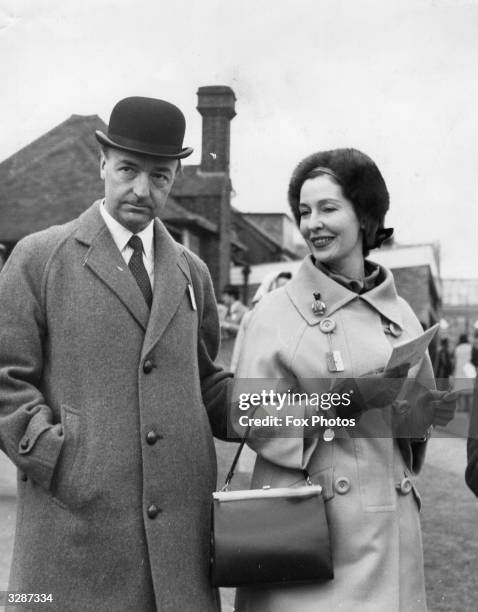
[
  {"left": 146, "top": 430, "right": 159, "bottom": 445},
  {"left": 147, "top": 504, "right": 161, "bottom": 519},
  {"left": 397, "top": 477, "right": 413, "bottom": 495},
  {"left": 319, "top": 318, "right": 336, "bottom": 334},
  {"left": 334, "top": 476, "right": 351, "bottom": 494},
  {"left": 19, "top": 437, "right": 29, "bottom": 450},
  {"left": 323, "top": 428, "right": 335, "bottom": 442},
  {"left": 143, "top": 359, "right": 154, "bottom": 374}
]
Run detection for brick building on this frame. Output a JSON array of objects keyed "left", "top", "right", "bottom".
[
  {"left": 372, "top": 243, "right": 441, "bottom": 329},
  {"left": 0, "top": 113, "right": 108, "bottom": 260}
]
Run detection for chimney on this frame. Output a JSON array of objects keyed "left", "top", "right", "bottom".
[{"left": 197, "top": 86, "right": 236, "bottom": 172}]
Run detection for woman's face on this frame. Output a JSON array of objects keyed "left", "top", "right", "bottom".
[{"left": 299, "top": 174, "right": 364, "bottom": 278}]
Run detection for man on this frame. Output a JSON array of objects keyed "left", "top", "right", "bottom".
[
  {"left": 219, "top": 284, "right": 248, "bottom": 338},
  {"left": 466, "top": 379, "right": 478, "bottom": 496},
  {"left": 0, "top": 97, "right": 231, "bottom": 611}
]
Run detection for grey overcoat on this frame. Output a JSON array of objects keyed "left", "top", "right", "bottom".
[{"left": 0, "top": 202, "right": 231, "bottom": 611}]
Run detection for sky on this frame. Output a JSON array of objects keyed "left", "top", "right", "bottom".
[{"left": 1, "top": 0, "right": 478, "bottom": 277}]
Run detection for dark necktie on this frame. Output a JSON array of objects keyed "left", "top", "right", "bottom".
[{"left": 128, "top": 235, "right": 153, "bottom": 309}]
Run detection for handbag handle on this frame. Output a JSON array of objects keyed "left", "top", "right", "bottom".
[{"left": 222, "top": 421, "right": 312, "bottom": 490}]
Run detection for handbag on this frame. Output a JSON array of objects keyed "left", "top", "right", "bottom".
[{"left": 210, "top": 428, "right": 333, "bottom": 587}]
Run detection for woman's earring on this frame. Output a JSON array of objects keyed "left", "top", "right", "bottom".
[{"left": 311, "top": 292, "right": 326, "bottom": 316}]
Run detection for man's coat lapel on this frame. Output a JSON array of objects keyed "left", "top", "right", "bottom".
[
  {"left": 75, "top": 202, "right": 194, "bottom": 353},
  {"left": 141, "top": 219, "right": 191, "bottom": 359},
  {"left": 75, "top": 202, "right": 150, "bottom": 331}
]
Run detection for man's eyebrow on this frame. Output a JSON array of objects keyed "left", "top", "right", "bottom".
[
  {"left": 115, "top": 157, "right": 140, "bottom": 166},
  {"left": 150, "top": 165, "right": 174, "bottom": 173}
]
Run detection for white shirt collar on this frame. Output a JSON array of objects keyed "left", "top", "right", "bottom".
[{"left": 100, "top": 201, "right": 154, "bottom": 261}]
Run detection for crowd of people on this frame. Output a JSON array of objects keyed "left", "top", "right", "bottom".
[{"left": 0, "top": 94, "right": 476, "bottom": 611}]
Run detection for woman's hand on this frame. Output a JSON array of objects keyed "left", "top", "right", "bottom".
[
  {"left": 416, "top": 389, "right": 457, "bottom": 427},
  {"left": 331, "top": 364, "right": 410, "bottom": 416},
  {"left": 391, "top": 387, "right": 457, "bottom": 439}
]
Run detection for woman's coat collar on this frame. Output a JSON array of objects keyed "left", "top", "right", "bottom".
[{"left": 285, "top": 256, "right": 403, "bottom": 328}]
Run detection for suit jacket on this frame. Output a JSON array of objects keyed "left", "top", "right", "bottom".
[
  {"left": 233, "top": 256, "right": 432, "bottom": 612},
  {"left": 0, "top": 201, "right": 231, "bottom": 611}
]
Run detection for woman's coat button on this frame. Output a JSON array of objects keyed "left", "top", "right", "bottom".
[
  {"left": 323, "top": 428, "right": 335, "bottom": 442},
  {"left": 397, "top": 477, "right": 413, "bottom": 495},
  {"left": 319, "top": 318, "right": 336, "bottom": 334},
  {"left": 334, "top": 477, "right": 351, "bottom": 494}
]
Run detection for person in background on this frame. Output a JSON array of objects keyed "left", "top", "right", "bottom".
[
  {"left": 471, "top": 329, "right": 478, "bottom": 369},
  {"left": 272, "top": 271, "right": 292, "bottom": 289},
  {"left": 230, "top": 271, "right": 292, "bottom": 373},
  {"left": 216, "top": 300, "right": 228, "bottom": 323},
  {"left": 453, "top": 333, "right": 475, "bottom": 412},
  {"left": 230, "top": 271, "right": 292, "bottom": 473},
  {"left": 220, "top": 284, "right": 248, "bottom": 338},
  {"left": 433, "top": 337, "right": 455, "bottom": 391}
]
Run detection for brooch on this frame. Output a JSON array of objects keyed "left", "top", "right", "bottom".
[{"left": 311, "top": 292, "right": 326, "bottom": 316}]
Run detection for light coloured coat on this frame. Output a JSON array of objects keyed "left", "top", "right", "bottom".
[
  {"left": 234, "top": 256, "right": 434, "bottom": 612},
  {"left": 0, "top": 202, "right": 231, "bottom": 612}
]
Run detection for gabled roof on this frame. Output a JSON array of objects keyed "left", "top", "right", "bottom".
[
  {"left": 231, "top": 207, "right": 299, "bottom": 260},
  {"left": 160, "top": 198, "right": 217, "bottom": 233},
  {"left": 0, "top": 114, "right": 107, "bottom": 242},
  {"left": 171, "top": 165, "right": 229, "bottom": 197},
  {"left": 242, "top": 212, "right": 291, "bottom": 219}
]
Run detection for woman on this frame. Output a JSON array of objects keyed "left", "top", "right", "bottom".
[
  {"left": 453, "top": 333, "right": 475, "bottom": 412},
  {"left": 233, "top": 149, "right": 455, "bottom": 612}
]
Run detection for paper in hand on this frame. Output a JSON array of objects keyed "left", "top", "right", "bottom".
[{"left": 386, "top": 323, "right": 440, "bottom": 371}]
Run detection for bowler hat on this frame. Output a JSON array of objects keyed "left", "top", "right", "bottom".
[{"left": 95, "top": 96, "right": 193, "bottom": 159}]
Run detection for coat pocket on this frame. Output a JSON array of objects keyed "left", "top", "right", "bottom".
[{"left": 50, "top": 404, "right": 84, "bottom": 510}]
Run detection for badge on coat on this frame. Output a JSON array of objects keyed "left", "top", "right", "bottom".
[
  {"left": 187, "top": 284, "right": 197, "bottom": 311},
  {"left": 319, "top": 317, "right": 344, "bottom": 372},
  {"left": 326, "top": 351, "right": 344, "bottom": 373},
  {"left": 311, "top": 292, "right": 326, "bottom": 316}
]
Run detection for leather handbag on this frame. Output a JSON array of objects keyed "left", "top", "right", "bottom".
[{"left": 210, "top": 431, "right": 333, "bottom": 587}]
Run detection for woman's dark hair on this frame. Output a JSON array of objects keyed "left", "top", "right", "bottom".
[{"left": 287, "top": 148, "right": 392, "bottom": 255}]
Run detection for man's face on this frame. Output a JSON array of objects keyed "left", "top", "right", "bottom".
[{"left": 100, "top": 147, "right": 178, "bottom": 233}]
